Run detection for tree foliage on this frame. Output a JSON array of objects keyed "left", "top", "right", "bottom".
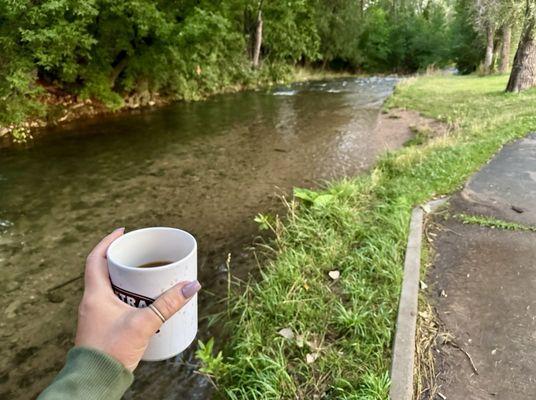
[
  {"left": 5, "top": 0, "right": 528, "bottom": 126},
  {"left": 451, "top": 0, "right": 487, "bottom": 73}
]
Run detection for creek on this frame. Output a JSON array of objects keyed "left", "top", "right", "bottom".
[{"left": 0, "top": 77, "right": 402, "bottom": 399}]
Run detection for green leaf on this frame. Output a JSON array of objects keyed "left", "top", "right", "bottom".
[
  {"left": 293, "top": 187, "right": 318, "bottom": 203},
  {"left": 312, "top": 194, "right": 334, "bottom": 207},
  {"left": 254, "top": 213, "right": 273, "bottom": 231}
]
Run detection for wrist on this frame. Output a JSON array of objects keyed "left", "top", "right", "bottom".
[{"left": 39, "top": 346, "right": 133, "bottom": 400}]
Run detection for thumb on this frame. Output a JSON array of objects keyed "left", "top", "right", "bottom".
[{"left": 140, "top": 280, "right": 201, "bottom": 332}]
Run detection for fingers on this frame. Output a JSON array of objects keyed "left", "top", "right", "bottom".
[
  {"left": 84, "top": 228, "right": 125, "bottom": 292},
  {"left": 139, "top": 280, "right": 201, "bottom": 332},
  {"left": 87, "top": 227, "right": 125, "bottom": 261}
]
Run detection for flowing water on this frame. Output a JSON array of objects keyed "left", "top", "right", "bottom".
[{"left": 0, "top": 77, "right": 405, "bottom": 399}]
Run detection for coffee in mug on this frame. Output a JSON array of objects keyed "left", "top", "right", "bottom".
[
  {"left": 136, "top": 260, "right": 174, "bottom": 268},
  {"left": 107, "top": 227, "right": 197, "bottom": 361}
]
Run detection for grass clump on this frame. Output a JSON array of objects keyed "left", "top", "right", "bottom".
[
  {"left": 403, "top": 125, "right": 433, "bottom": 147},
  {"left": 199, "top": 74, "right": 536, "bottom": 399},
  {"left": 455, "top": 213, "right": 536, "bottom": 232}
]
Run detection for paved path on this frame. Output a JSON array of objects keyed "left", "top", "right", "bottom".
[
  {"left": 455, "top": 132, "right": 536, "bottom": 225},
  {"left": 427, "top": 133, "right": 536, "bottom": 399}
]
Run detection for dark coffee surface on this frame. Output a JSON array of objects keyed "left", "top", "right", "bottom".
[{"left": 136, "top": 260, "right": 173, "bottom": 268}]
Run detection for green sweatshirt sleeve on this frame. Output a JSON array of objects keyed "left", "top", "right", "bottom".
[{"left": 38, "top": 347, "right": 134, "bottom": 400}]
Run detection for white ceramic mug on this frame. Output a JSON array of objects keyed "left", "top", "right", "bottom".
[{"left": 106, "top": 227, "right": 197, "bottom": 361}]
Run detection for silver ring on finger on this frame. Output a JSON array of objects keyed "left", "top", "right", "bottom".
[{"left": 148, "top": 303, "right": 166, "bottom": 323}]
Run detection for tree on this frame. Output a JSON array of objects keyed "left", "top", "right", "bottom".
[
  {"left": 451, "top": 0, "right": 486, "bottom": 73},
  {"left": 499, "top": 24, "right": 512, "bottom": 72},
  {"left": 484, "top": 23, "right": 496, "bottom": 71},
  {"left": 506, "top": 0, "right": 536, "bottom": 92},
  {"left": 497, "top": 0, "right": 524, "bottom": 73},
  {"left": 252, "top": 1, "right": 263, "bottom": 68},
  {"left": 314, "top": 0, "right": 363, "bottom": 69},
  {"left": 473, "top": 0, "right": 504, "bottom": 73},
  {"left": 470, "top": 0, "right": 522, "bottom": 74}
]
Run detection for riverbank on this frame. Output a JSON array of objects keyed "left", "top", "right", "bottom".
[
  {"left": 0, "top": 67, "right": 358, "bottom": 148},
  {"left": 203, "top": 74, "right": 536, "bottom": 399}
]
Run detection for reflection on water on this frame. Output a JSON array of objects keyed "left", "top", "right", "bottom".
[{"left": 0, "top": 77, "right": 401, "bottom": 399}]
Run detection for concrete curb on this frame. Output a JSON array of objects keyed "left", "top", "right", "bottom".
[{"left": 389, "top": 198, "right": 448, "bottom": 400}]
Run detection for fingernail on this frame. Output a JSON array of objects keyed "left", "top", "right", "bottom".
[
  {"left": 181, "top": 280, "right": 201, "bottom": 298},
  {"left": 114, "top": 227, "right": 125, "bottom": 233}
]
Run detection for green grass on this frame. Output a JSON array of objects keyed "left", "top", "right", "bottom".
[
  {"left": 403, "top": 125, "right": 433, "bottom": 147},
  {"left": 199, "top": 74, "right": 536, "bottom": 399},
  {"left": 455, "top": 213, "right": 536, "bottom": 232}
]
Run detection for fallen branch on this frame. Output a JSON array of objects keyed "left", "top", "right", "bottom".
[
  {"left": 47, "top": 273, "right": 83, "bottom": 292},
  {"left": 450, "top": 341, "right": 479, "bottom": 375}
]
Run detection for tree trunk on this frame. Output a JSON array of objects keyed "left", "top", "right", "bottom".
[
  {"left": 500, "top": 25, "right": 512, "bottom": 73},
  {"left": 252, "top": 9, "right": 263, "bottom": 69},
  {"left": 506, "top": 6, "right": 536, "bottom": 92},
  {"left": 492, "top": 45, "right": 500, "bottom": 72},
  {"left": 110, "top": 55, "right": 129, "bottom": 89},
  {"left": 484, "top": 24, "right": 495, "bottom": 73}
]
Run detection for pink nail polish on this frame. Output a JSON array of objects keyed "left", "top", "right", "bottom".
[{"left": 181, "top": 280, "right": 201, "bottom": 298}]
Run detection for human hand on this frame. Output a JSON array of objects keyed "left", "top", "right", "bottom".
[{"left": 74, "top": 228, "right": 201, "bottom": 371}]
